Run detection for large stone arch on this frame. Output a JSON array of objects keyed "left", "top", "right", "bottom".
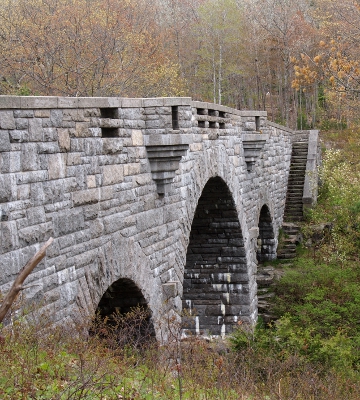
[{"left": 182, "top": 176, "right": 251, "bottom": 337}]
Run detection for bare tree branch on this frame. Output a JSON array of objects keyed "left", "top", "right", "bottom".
[{"left": 0, "top": 237, "right": 53, "bottom": 324}]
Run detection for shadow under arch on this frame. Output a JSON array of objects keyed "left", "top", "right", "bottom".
[
  {"left": 257, "top": 204, "right": 276, "bottom": 263},
  {"left": 182, "top": 176, "right": 249, "bottom": 337},
  {"left": 94, "top": 277, "right": 155, "bottom": 346}
]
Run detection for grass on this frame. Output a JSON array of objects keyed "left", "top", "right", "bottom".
[{"left": 1, "top": 297, "right": 359, "bottom": 399}]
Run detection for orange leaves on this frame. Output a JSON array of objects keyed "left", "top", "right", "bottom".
[{"left": 292, "top": 60, "right": 318, "bottom": 90}]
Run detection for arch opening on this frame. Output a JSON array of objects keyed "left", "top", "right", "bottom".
[
  {"left": 257, "top": 205, "right": 276, "bottom": 263},
  {"left": 93, "top": 278, "right": 155, "bottom": 347},
  {"left": 182, "top": 177, "right": 249, "bottom": 337}
]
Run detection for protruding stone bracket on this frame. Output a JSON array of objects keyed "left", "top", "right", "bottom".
[
  {"left": 162, "top": 281, "right": 179, "bottom": 300},
  {"left": 145, "top": 134, "right": 191, "bottom": 195},
  {"left": 242, "top": 133, "right": 269, "bottom": 172}
]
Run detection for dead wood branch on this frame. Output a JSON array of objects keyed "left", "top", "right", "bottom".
[{"left": 0, "top": 237, "right": 54, "bottom": 324}]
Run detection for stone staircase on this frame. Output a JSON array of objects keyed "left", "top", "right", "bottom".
[
  {"left": 257, "top": 140, "right": 310, "bottom": 322},
  {"left": 277, "top": 222, "right": 302, "bottom": 259},
  {"left": 284, "top": 141, "right": 308, "bottom": 222},
  {"left": 277, "top": 141, "right": 308, "bottom": 259}
]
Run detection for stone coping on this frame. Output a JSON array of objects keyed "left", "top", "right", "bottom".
[
  {"left": 267, "top": 120, "right": 294, "bottom": 134},
  {"left": 191, "top": 100, "right": 267, "bottom": 117},
  {"left": 0, "top": 96, "right": 192, "bottom": 109},
  {"left": 0, "top": 95, "right": 267, "bottom": 118}
]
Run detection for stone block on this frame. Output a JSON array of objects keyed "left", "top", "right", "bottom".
[
  {"left": 0, "top": 96, "right": 21, "bottom": 108},
  {"left": 48, "top": 153, "right": 67, "bottom": 180},
  {"left": 50, "top": 109, "right": 63, "bottom": 127},
  {"left": 124, "top": 163, "right": 140, "bottom": 176},
  {"left": 58, "top": 97, "right": 79, "bottom": 108},
  {"left": 0, "top": 111, "right": 15, "bottom": 129},
  {"left": 29, "top": 118, "right": 44, "bottom": 141},
  {"left": 102, "top": 164, "right": 124, "bottom": 185},
  {"left": 75, "top": 122, "right": 90, "bottom": 137},
  {"left": 0, "top": 174, "right": 13, "bottom": 202},
  {"left": 38, "top": 142, "right": 60, "bottom": 154},
  {"left": 9, "top": 130, "right": 28, "bottom": 143},
  {"left": 0, "top": 130, "right": 11, "bottom": 151},
  {"left": 0, "top": 221, "right": 18, "bottom": 253},
  {"left": 26, "top": 206, "right": 46, "bottom": 226},
  {"left": 136, "top": 209, "right": 164, "bottom": 231},
  {"left": 72, "top": 188, "right": 99, "bottom": 206},
  {"left": 131, "top": 130, "right": 143, "bottom": 146},
  {"left": 84, "top": 138, "right": 103, "bottom": 155},
  {"left": 20, "top": 96, "right": 58, "bottom": 108},
  {"left": 15, "top": 118, "right": 29, "bottom": 130},
  {"left": 102, "top": 138, "right": 123, "bottom": 154},
  {"left": 18, "top": 222, "right": 52, "bottom": 247},
  {"left": 121, "top": 98, "right": 142, "bottom": 108},
  {"left": 53, "top": 208, "right": 85, "bottom": 237},
  {"left": 35, "top": 110, "right": 50, "bottom": 118},
  {"left": 87, "top": 175, "right": 96, "bottom": 189},
  {"left": 103, "top": 213, "right": 135, "bottom": 234},
  {"left": 123, "top": 119, "right": 145, "bottom": 129}
]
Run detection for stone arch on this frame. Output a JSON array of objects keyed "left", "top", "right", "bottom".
[
  {"left": 75, "top": 232, "right": 165, "bottom": 340},
  {"left": 182, "top": 176, "right": 250, "bottom": 337},
  {"left": 256, "top": 204, "right": 276, "bottom": 263},
  {"left": 95, "top": 277, "right": 155, "bottom": 341}
]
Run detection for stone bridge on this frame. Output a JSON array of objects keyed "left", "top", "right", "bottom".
[{"left": 0, "top": 96, "right": 318, "bottom": 340}]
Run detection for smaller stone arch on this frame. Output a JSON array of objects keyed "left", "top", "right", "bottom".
[
  {"left": 256, "top": 204, "right": 276, "bottom": 263},
  {"left": 94, "top": 277, "right": 155, "bottom": 345}
]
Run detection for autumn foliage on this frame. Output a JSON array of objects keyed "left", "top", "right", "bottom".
[
  {"left": 0, "top": 0, "right": 359, "bottom": 129},
  {"left": 0, "top": 0, "right": 185, "bottom": 97}
]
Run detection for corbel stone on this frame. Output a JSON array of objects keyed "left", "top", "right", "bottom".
[
  {"left": 145, "top": 134, "right": 191, "bottom": 195},
  {"left": 242, "top": 133, "right": 269, "bottom": 172}
]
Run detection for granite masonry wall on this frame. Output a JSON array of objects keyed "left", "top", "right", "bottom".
[{"left": 0, "top": 96, "right": 309, "bottom": 339}]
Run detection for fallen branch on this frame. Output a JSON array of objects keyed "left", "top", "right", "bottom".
[{"left": 0, "top": 237, "right": 54, "bottom": 325}]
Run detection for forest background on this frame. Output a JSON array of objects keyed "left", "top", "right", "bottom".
[{"left": 0, "top": 0, "right": 359, "bottom": 130}]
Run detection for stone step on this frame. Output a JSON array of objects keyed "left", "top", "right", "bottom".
[
  {"left": 286, "top": 195, "right": 303, "bottom": 199},
  {"left": 289, "top": 164, "right": 307, "bottom": 168},
  {"left": 288, "top": 174, "right": 306, "bottom": 178},
  {"left": 282, "top": 242, "right": 297, "bottom": 249},
  {"left": 277, "top": 253, "right": 297, "bottom": 259},
  {"left": 287, "top": 184, "right": 305, "bottom": 189},
  {"left": 287, "top": 191, "right": 304, "bottom": 195},
  {"left": 290, "top": 158, "right": 307, "bottom": 161},
  {"left": 285, "top": 212, "right": 303, "bottom": 216},
  {"left": 282, "top": 228, "right": 300, "bottom": 235},
  {"left": 289, "top": 167, "right": 307, "bottom": 171},
  {"left": 284, "top": 217, "right": 304, "bottom": 222},
  {"left": 284, "top": 210, "right": 303, "bottom": 214},
  {"left": 285, "top": 209, "right": 303, "bottom": 215},
  {"left": 293, "top": 142, "right": 309, "bottom": 147},
  {"left": 288, "top": 176, "right": 305, "bottom": 181},
  {"left": 285, "top": 198, "right": 303, "bottom": 203}
]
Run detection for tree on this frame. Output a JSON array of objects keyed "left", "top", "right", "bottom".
[
  {"left": 292, "top": 0, "right": 360, "bottom": 127},
  {"left": 0, "top": 0, "right": 185, "bottom": 97},
  {"left": 243, "top": 0, "right": 316, "bottom": 126}
]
